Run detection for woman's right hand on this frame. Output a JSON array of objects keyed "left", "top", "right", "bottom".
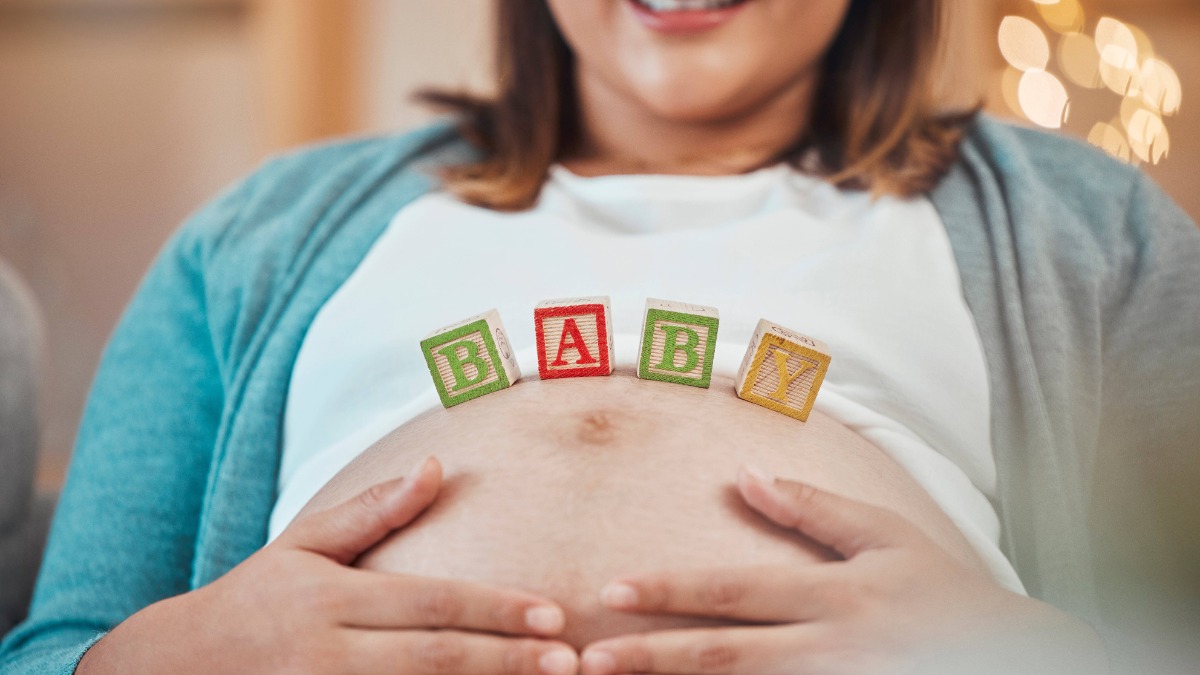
[{"left": 77, "top": 457, "right": 580, "bottom": 675}]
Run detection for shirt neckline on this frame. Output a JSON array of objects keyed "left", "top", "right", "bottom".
[{"left": 547, "top": 162, "right": 812, "bottom": 201}]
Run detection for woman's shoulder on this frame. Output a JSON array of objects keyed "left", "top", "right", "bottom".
[
  {"left": 958, "top": 114, "right": 1143, "bottom": 201},
  {"left": 174, "top": 119, "right": 470, "bottom": 258},
  {"left": 940, "top": 114, "right": 1195, "bottom": 248},
  {"left": 222, "top": 119, "right": 466, "bottom": 215},
  {"left": 252, "top": 119, "right": 467, "bottom": 191}
]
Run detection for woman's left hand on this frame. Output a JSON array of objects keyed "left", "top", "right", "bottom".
[{"left": 578, "top": 466, "right": 1109, "bottom": 675}]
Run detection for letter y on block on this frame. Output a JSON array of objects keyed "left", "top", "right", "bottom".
[
  {"left": 534, "top": 296, "right": 614, "bottom": 379},
  {"left": 735, "top": 319, "right": 831, "bottom": 421},
  {"left": 421, "top": 309, "right": 521, "bottom": 407},
  {"left": 637, "top": 298, "right": 719, "bottom": 388}
]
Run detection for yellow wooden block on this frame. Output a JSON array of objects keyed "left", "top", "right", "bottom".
[{"left": 735, "top": 319, "right": 831, "bottom": 422}]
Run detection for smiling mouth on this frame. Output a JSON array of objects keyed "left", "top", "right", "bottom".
[
  {"left": 633, "top": 0, "right": 749, "bottom": 11},
  {"left": 628, "top": 0, "right": 751, "bottom": 34}
]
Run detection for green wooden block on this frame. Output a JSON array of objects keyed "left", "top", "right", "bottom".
[
  {"left": 637, "top": 298, "right": 720, "bottom": 388},
  {"left": 420, "top": 309, "right": 521, "bottom": 407}
]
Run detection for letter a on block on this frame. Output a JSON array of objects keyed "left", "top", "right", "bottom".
[
  {"left": 534, "top": 296, "right": 614, "bottom": 379},
  {"left": 637, "top": 298, "right": 719, "bottom": 388},
  {"left": 421, "top": 309, "right": 521, "bottom": 407},
  {"left": 735, "top": 319, "right": 831, "bottom": 421}
]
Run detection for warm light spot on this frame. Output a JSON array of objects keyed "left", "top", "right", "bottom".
[
  {"left": 1088, "top": 121, "right": 1131, "bottom": 163},
  {"left": 1127, "top": 23, "right": 1156, "bottom": 62},
  {"left": 1120, "top": 95, "right": 1146, "bottom": 131},
  {"left": 1095, "top": 17, "right": 1139, "bottom": 62},
  {"left": 1019, "top": 69, "right": 1071, "bottom": 129},
  {"left": 1095, "top": 18, "right": 1140, "bottom": 95},
  {"left": 999, "top": 66, "right": 1025, "bottom": 117},
  {"left": 1149, "top": 127, "right": 1170, "bottom": 164},
  {"left": 999, "top": 16, "right": 1051, "bottom": 72},
  {"left": 1030, "top": 0, "right": 1061, "bottom": 5},
  {"left": 1036, "top": 0, "right": 1084, "bottom": 34},
  {"left": 1098, "top": 47, "right": 1140, "bottom": 96},
  {"left": 1126, "top": 107, "right": 1164, "bottom": 145},
  {"left": 1058, "top": 32, "right": 1101, "bottom": 89},
  {"left": 995, "top": 7, "right": 1179, "bottom": 165},
  {"left": 1140, "top": 58, "right": 1182, "bottom": 115},
  {"left": 1126, "top": 108, "right": 1170, "bottom": 164}
]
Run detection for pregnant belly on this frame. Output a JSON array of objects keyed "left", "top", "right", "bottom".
[{"left": 298, "top": 370, "right": 984, "bottom": 647}]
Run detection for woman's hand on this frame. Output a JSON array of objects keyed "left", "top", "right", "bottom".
[
  {"left": 578, "top": 466, "right": 1109, "bottom": 675},
  {"left": 79, "top": 457, "right": 579, "bottom": 675}
]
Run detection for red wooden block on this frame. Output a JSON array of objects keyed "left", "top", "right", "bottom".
[{"left": 534, "top": 296, "right": 614, "bottom": 379}]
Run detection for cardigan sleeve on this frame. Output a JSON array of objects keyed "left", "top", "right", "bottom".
[
  {"left": 0, "top": 124, "right": 460, "bottom": 673},
  {"left": 0, "top": 181, "right": 248, "bottom": 674},
  {"left": 1090, "top": 173, "right": 1200, "bottom": 655}
]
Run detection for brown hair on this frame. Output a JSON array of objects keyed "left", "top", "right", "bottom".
[{"left": 420, "top": 0, "right": 973, "bottom": 211}]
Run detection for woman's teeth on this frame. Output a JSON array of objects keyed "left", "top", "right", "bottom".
[{"left": 635, "top": 0, "right": 745, "bottom": 12}]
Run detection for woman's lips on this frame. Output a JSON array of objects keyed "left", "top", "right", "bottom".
[{"left": 627, "top": 0, "right": 751, "bottom": 35}]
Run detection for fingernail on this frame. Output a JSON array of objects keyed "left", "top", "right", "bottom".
[
  {"left": 539, "top": 648, "right": 578, "bottom": 675},
  {"left": 581, "top": 650, "right": 617, "bottom": 675},
  {"left": 398, "top": 458, "right": 427, "bottom": 487},
  {"left": 525, "top": 605, "right": 565, "bottom": 634},
  {"left": 743, "top": 463, "right": 775, "bottom": 485},
  {"left": 600, "top": 582, "right": 638, "bottom": 609}
]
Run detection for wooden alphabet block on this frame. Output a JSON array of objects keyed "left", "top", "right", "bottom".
[
  {"left": 637, "top": 298, "right": 719, "bottom": 388},
  {"left": 534, "top": 296, "right": 615, "bottom": 379},
  {"left": 420, "top": 309, "right": 521, "bottom": 408},
  {"left": 735, "top": 319, "right": 831, "bottom": 422}
]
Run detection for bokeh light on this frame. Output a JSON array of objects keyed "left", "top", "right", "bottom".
[
  {"left": 1036, "top": 0, "right": 1085, "bottom": 34},
  {"left": 1125, "top": 108, "right": 1170, "bottom": 163},
  {"left": 1141, "top": 58, "right": 1182, "bottom": 115},
  {"left": 1058, "top": 32, "right": 1101, "bottom": 89},
  {"left": 1088, "top": 121, "right": 1131, "bottom": 162},
  {"left": 1019, "top": 69, "right": 1071, "bottom": 129},
  {"left": 999, "top": 16, "right": 1050, "bottom": 72},
  {"left": 1126, "top": 23, "right": 1156, "bottom": 64},
  {"left": 999, "top": 66, "right": 1025, "bottom": 117},
  {"left": 1096, "top": 17, "right": 1140, "bottom": 95},
  {"left": 997, "top": 1, "right": 1182, "bottom": 165}
]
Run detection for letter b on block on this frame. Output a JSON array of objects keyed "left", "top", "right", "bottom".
[
  {"left": 735, "top": 319, "right": 830, "bottom": 421},
  {"left": 637, "top": 298, "right": 719, "bottom": 388},
  {"left": 534, "top": 297, "right": 614, "bottom": 379},
  {"left": 421, "top": 309, "right": 521, "bottom": 407}
]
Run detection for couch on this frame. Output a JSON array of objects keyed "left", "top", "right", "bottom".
[{"left": 0, "top": 258, "right": 54, "bottom": 637}]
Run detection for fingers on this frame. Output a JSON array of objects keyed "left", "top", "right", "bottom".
[
  {"left": 598, "top": 566, "right": 831, "bottom": 623},
  {"left": 346, "top": 629, "right": 579, "bottom": 675},
  {"left": 279, "top": 456, "right": 442, "bottom": 564},
  {"left": 336, "top": 569, "right": 567, "bottom": 636},
  {"left": 737, "top": 465, "right": 914, "bottom": 559},
  {"left": 580, "top": 625, "right": 798, "bottom": 675}
]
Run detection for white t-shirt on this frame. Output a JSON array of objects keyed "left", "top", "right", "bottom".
[{"left": 271, "top": 163, "right": 1025, "bottom": 593}]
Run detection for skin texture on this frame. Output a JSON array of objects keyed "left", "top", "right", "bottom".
[
  {"left": 79, "top": 459, "right": 582, "bottom": 675},
  {"left": 286, "top": 373, "right": 1107, "bottom": 674},
  {"left": 545, "top": 0, "right": 852, "bottom": 176},
  {"left": 297, "top": 373, "right": 988, "bottom": 649},
  {"left": 80, "top": 377, "right": 1105, "bottom": 674},
  {"left": 578, "top": 468, "right": 1110, "bottom": 675}
]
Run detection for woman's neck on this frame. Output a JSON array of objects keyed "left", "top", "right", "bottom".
[{"left": 562, "top": 67, "right": 816, "bottom": 177}]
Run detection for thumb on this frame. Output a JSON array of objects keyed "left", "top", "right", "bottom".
[
  {"left": 280, "top": 456, "right": 442, "bottom": 565},
  {"left": 737, "top": 464, "right": 912, "bottom": 559}
]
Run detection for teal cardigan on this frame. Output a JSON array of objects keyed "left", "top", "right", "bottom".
[{"left": 3, "top": 117, "right": 1198, "bottom": 672}]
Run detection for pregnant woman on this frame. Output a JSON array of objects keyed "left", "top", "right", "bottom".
[{"left": 3, "top": 0, "right": 1197, "bottom": 673}]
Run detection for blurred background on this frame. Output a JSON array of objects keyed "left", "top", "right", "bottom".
[{"left": 0, "top": 0, "right": 1196, "bottom": 663}]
